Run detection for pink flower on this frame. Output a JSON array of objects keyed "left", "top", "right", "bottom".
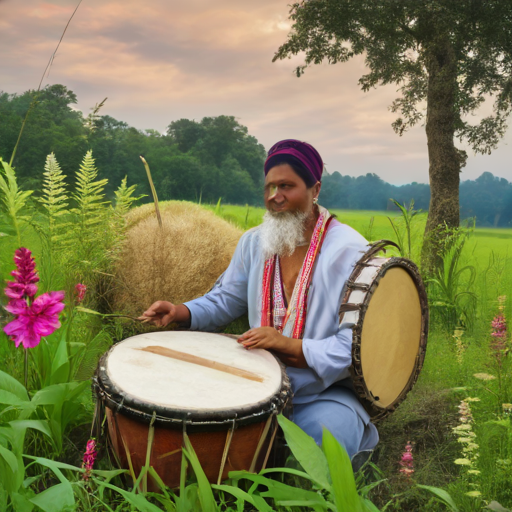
[
  {"left": 82, "top": 439, "right": 97, "bottom": 480},
  {"left": 75, "top": 283, "right": 87, "bottom": 304},
  {"left": 401, "top": 452, "right": 413, "bottom": 463},
  {"left": 3, "top": 291, "right": 65, "bottom": 348},
  {"left": 5, "top": 248, "right": 39, "bottom": 300},
  {"left": 5, "top": 282, "right": 38, "bottom": 300},
  {"left": 490, "top": 312, "right": 508, "bottom": 361},
  {"left": 399, "top": 441, "right": 414, "bottom": 478}
]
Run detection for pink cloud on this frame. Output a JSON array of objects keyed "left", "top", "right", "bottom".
[{"left": 1, "top": 0, "right": 511, "bottom": 184}]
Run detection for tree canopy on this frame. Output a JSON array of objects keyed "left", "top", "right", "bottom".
[
  {"left": 0, "top": 84, "right": 511, "bottom": 226},
  {"left": 0, "top": 85, "right": 266, "bottom": 205},
  {"left": 274, "top": 0, "right": 512, "bottom": 266}
]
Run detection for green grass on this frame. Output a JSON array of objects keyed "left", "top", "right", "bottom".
[
  {"left": 2, "top": 201, "right": 512, "bottom": 511},
  {"left": 209, "top": 204, "right": 511, "bottom": 261}
]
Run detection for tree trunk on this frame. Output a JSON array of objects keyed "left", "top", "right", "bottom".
[{"left": 421, "top": 36, "right": 461, "bottom": 273}]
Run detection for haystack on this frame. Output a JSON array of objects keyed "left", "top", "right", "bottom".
[{"left": 113, "top": 201, "right": 243, "bottom": 319}]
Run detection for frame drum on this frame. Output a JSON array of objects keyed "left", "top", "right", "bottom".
[
  {"left": 340, "top": 240, "right": 429, "bottom": 420},
  {"left": 93, "top": 331, "right": 291, "bottom": 488}
]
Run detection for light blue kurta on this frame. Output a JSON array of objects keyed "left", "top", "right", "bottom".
[{"left": 184, "top": 218, "right": 379, "bottom": 456}]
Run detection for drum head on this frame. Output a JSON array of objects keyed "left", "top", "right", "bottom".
[
  {"left": 342, "top": 243, "right": 428, "bottom": 420},
  {"left": 95, "top": 331, "right": 289, "bottom": 428},
  {"left": 360, "top": 266, "right": 422, "bottom": 408}
]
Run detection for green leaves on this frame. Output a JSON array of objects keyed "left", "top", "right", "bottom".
[
  {"left": 39, "top": 153, "right": 70, "bottom": 239},
  {"left": 323, "top": 428, "right": 362, "bottom": 512},
  {"left": 0, "top": 159, "right": 33, "bottom": 245},
  {"left": 29, "top": 482, "right": 74, "bottom": 512},
  {"left": 276, "top": 414, "right": 331, "bottom": 490},
  {"left": 0, "top": 370, "right": 29, "bottom": 402},
  {"left": 426, "top": 229, "right": 477, "bottom": 329},
  {"left": 227, "top": 415, "right": 379, "bottom": 511},
  {"left": 387, "top": 198, "right": 422, "bottom": 260},
  {"left": 182, "top": 433, "right": 217, "bottom": 512},
  {"left": 25, "top": 457, "right": 77, "bottom": 512},
  {"left": 417, "top": 484, "right": 460, "bottom": 512},
  {"left": 71, "top": 150, "right": 108, "bottom": 231}
]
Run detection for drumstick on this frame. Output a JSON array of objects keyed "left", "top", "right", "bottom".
[{"left": 138, "top": 346, "right": 264, "bottom": 383}]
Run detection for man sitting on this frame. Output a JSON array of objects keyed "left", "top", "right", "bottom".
[{"left": 140, "top": 139, "right": 379, "bottom": 458}]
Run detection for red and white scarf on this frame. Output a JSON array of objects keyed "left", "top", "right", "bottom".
[{"left": 261, "top": 206, "right": 333, "bottom": 339}]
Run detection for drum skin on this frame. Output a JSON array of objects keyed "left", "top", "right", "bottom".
[
  {"left": 105, "top": 408, "right": 272, "bottom": 489},
  {"left": 339, "top": 241, "right": 429, "bottom": 420},
  {"left": 360, "top": 267, "right": 422, "bottom": 408},
  {"left": 93, "top": 331, "right": 290, "bottom": 489}
]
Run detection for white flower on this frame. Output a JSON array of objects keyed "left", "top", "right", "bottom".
[{"left": 473, "top": 373, "right": 496, "bottom": 381}]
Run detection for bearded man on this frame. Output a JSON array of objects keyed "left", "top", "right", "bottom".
[{"left": 141, "top": 139, "right": 379, "bottom": 459}]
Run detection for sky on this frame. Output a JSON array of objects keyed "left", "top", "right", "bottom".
[{"left": 1, "top": 0, "right": 511, "bottom": 185}]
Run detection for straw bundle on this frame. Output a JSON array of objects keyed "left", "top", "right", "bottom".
[{"left": 113, "top": 201, "right": 242, "bottom": 319}]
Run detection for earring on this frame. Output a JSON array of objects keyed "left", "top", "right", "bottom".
[{"left": 313, "top": 197, "right": 318, "bottom": 205}]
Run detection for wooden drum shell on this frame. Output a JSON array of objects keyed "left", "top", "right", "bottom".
[
  {"left": 93, "top": 332, "right": 291, "bottom": 489},
  {"left": 105, "top": 407, "right": 275, "bottom": 489}
]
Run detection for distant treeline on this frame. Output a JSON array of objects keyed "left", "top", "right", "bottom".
[
  {"left": 1, "top": 84, "right": 511, "bottom": 227},
  {"left": 321, "top": 171, "right": 512, "bottom": 227}
]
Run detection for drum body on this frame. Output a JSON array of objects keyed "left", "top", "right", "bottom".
[
  {"left": 93, "top": 331, "right": 291, "bottom": 488},
  {"left": 340, "top": 241, "right": 429, "bottom": 420}
]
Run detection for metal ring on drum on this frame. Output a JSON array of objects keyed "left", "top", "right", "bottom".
[{"left": 92, "top": 331, "right": 291, "bottom": 489}]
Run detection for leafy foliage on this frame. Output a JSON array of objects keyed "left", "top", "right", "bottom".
[
  {"left": 274, "top": 1, "right": 512, "bottom": 154},
  {"left": 39, "top": 152, "right": 69, "bottom": 245},
  {"left": 427, "top": 228, "right": 478, "bottom": 330},
  {"left": 71, "top": 150, "right": 108, "bottom": 240},
  {"left": 0, "top": 159, "right": 33, "bottom": 245}
]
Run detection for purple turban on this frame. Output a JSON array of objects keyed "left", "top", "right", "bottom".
[{"left": 264, "top": 139, "right": 323, "bottom": 187}]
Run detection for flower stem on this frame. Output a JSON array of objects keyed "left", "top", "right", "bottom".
[{"left": 24, "top": 348, "right": 29, "bottom": 391}]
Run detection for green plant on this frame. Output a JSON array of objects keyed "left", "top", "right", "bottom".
[
  {"left": 225, "top": 415, "right": 382, "bottom": 511},
  {"left": 71, "top": 150, "right": 109, "bottom": 254},
  {"left": 35, "top": 153, "right": 70, "bottom": 291},
  {"left": 214, "top": 197, "right": 222, "bottom": 215},
  {"left": 363, "top": 216, "right": 375, "bottom": 242},
  {"left": 427, "top": 228, "right": 478, "bottom": 330},
  {"left": 0, "top": 160, "right": 33, "bottom": 246},
  {"left": 387, "top": 199, "right": 422, "bottom": 261}
]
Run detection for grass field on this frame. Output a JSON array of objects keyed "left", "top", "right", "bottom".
[
  {"left": 1, "top": 199, "right": 512, "bottom": 511},
  {"left": 207, "top": 202, "right": 512, "bottom": 264}
]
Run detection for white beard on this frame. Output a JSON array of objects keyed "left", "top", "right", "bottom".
[{"left": 259, "top": 210, "right": 310, "bottom": 260}]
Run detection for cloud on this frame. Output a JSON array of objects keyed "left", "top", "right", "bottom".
[{"left": 1, "top": 0, "right": 511, "bottom": 184}]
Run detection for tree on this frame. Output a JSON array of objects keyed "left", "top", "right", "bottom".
[{"left": 274, "top": 0, "right": 512, "bottom": 269}]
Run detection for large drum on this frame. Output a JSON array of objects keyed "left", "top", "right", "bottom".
[
  {"left": 340, "top": 240, "right": 429, "bottom": 421},
  {"left": 93, "top": 331, "right": 291, "bottom": 488}
]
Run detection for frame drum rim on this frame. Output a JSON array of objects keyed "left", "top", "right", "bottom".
[{"left": 346, "top": 255, "right": 428, "bottom": 421}]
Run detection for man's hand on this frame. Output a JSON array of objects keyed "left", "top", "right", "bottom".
[
  {"left": 238, "top": 327, "right": 308, "bottom": 368},
  {"left": 138, "top": 301, "right": 178, "bottom": 327},
  {"left": 238, "top": 327, "right": 288, "bottom": 351}
]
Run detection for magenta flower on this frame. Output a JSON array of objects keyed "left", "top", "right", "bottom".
[
  {"left": 3, "top": 291, "right": 65, "bottom": 348},
  {"left": 491, "top": 312, "right": 508, "bottom": 361},
  {"left": 82, "top": 439, "right": 97, "bottom": 481},
  {"left": 399, "top": 441, "right": 414, "bottom": 478},
  {"left": 5, "top": 248, "right": 39, "bottom": 300},
  {"left": 75, "top": 283, "right": 87, "bottom": 304}
]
